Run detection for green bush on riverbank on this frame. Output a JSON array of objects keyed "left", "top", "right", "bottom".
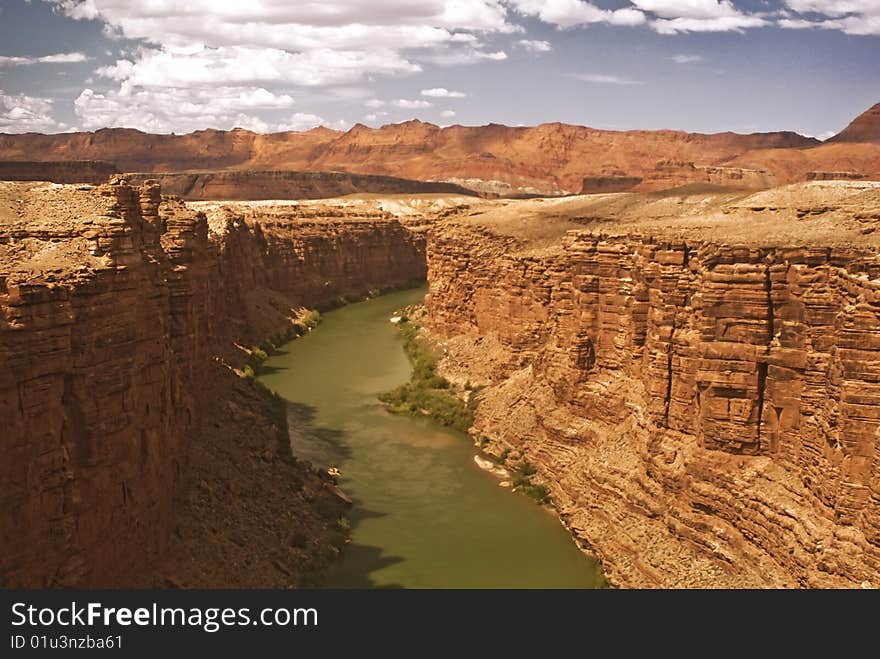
[
  {"left": 379, "top": 319, "right": 475, "bottom": 433},
  {"left": 512, "top": 461, "right": 550, "bottom": 504}
]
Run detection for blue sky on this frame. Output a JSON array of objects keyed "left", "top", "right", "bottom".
[{"left": 0, "top": 1, "right": 878, "bottom": 137}]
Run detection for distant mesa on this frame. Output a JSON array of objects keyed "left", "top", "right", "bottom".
[{"left": 1, "top": 101, "right": 878, "bottom": 196}]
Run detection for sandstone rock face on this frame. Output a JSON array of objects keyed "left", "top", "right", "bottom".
[
  {"left": 426, "top": 206, "right": 880, "bottom": 587},
  {"left": 806, "top": 171, "right": 867, "bottom": 181},
  {"left": 123, "top": 170, "right": 479, "bottom": 201},
  {"left": 0, "top": 180, "right": 426, "bottom": 587},
  {"left": 650, "top": 161, "right": 777, "bottom": 191},
  {"left": 0, "top": 160, "right": 118, "bottom": 184},
  {"left": 580, "top": 176, "right": 643, "bottom": 194}
]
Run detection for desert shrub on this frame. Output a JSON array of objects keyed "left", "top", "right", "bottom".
[
  {"left": 511, "top": 460, "right": 550, "bottom": 504},
  {"left": 519, "top": 482, "right": 550, "bottom": 504},
  {"left": 246, "top": 346, "right": 269, "bottom": 370},
  {"left": 379, "top": 319, "right": 474, "bottom": 433},
  {"left": 294, "top": 309, "right": 322, "bottom": 335}
]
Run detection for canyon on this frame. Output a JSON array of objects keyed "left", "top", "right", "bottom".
[
  {"left": 1, "top": 102, "right": 878, "bottom": 196},
  {"left": 3, "top": 176, "right": 879, "bottom": 588},
  {"left": 2, "top": 102, "right": 880, "bottom": 589},
  {"left": 0, "top": 179, "right": 427, "bottom": 587}
]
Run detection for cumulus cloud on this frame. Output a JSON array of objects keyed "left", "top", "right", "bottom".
[
  {"left": 507, "top": 0, "right": 646, "bottom": 29},
  {"left": 0, "top": 52, "right": 91, "bottom": 66},
  {"left": 365, "top": 111, "right": 389, "bottom": 122},
  {"left": 95, "top": 45, "right": 419, "bottom": 88},
  {"left": 440, "top": 109, "right": 456, "bottom": 118},
  {"left": 517, "top": 39, "right": 552, "bottom": 52},
  {"left": 0, "top": 92, "right": 67, "bottom": 132},
  {"left": 394, "top": 99, "right": 433, "bottom": 109},
  {"left": 630, "top": 1, "right": 769, "bottom": 33},
  {"left": 421, "top": 87, "right": 466, "bottom": 98},
  {"left": 779, "top": 0, "right": 880, "bottom": 35},
  {"left": 46, "top": 0, "right": 521, "bottom": 132},
  {"left": 74, "top": 85, "right": 300, "bottom": 133},
  {"left": 508, "top": 1, "right": 774, "bottom": 34},
  {"left": 568, "top": 72, "right": 643, "bottom": 85},
  {"left": 365, "top": 99, "right": 386, "bottom": 108}
]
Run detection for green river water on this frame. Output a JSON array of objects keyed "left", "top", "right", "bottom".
[{"left": 258, "top": 286, "right": 604, "bottom": 588}]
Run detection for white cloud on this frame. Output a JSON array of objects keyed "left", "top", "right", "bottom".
[
  {"left": 568, "top": 73, "right": 643, "bottom": 85},
  {"left": 784, "top": 1, "right": 879, "bottom": 16},
  {"left": 670, "top": 54, "right": 703, "bottom": 64},
  {"left": 365, "top": 99, "right": 386, "bottom": 108},
  {"left": 517, "top": 39, "right": 552, "bottom": 52},
  {"left": 509, "top": 0, "right": 773, "bottom": 33},
  {"left": 0, "top": 91, "right": 67, "bottom": 133},
  {"left": 508, "top": 0, "right": 646, "bottom": 28},
  {"left": 630, "top": 1, "right": 769, "bottom": 33},
  {"left": 46, "top": 0, "right": 520, "bottom": 132},
  {"left": 276, "top": 113, "right": 328, "bottom": 132},
  {"left": 0, "top": 52, "right": 91, "bottom": 66},
  {"left": 74, "top": 85, "right": 301, "bottom": 133},
  {"left": 421, "top": 87, "right": 466, "bottom": 98},
  {"left": 632, "top": 1, "right": 742, "bottom": 20},
  {"left": 365, "top": 111, "right": 389, "bottom": 122},
  {"left": 779, "top": 1, "right": 880, "bottom": 35},
  {"left": 96, "top": 45, "right": 419, "bottom": 88},
  {"left": 651, "top": 15, "right": 768, "bottom": 33},
  {"left": 440, "top": 109, "right": 456, "bottom": 118},
  {"left": 418, "top": 48, "right": 508, "bottom": 65},
  {"left": 394, "top": 99, "right": 433, "bottom": 109}
]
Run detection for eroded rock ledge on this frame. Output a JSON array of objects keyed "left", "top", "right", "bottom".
[
  {"left": 426, "top": 183, "right": 880, "bottom": 588},
  {"left": 0, "top": 180, "right": 427, "bottom": 587}
]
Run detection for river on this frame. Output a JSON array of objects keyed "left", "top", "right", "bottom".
[{"left": 258, "top": 286, "right": 604, "bottom": 588}]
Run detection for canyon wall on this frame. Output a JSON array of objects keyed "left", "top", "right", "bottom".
[
  {"left": 0, "top": 160, "right": 118, "bottom": 184},
  {"left": 426, "top": 220, "right": 880, "bottom": 588},
  {"left": 0, "top": 180, "right": 426, "bottom": 587},
  {"left": 124, "top": 171, "right": 478, "bottom": 201}
]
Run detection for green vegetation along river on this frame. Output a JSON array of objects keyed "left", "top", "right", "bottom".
[{"left": 259, "top": 286, "right": 604, "bottom": 588}]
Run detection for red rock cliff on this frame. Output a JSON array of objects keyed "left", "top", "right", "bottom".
[
  {"left": 0, "top": 180, "right": 426, "bottom": 587},
  {"left": 425, "top": 187, "right": 880, "bottom": 587}
]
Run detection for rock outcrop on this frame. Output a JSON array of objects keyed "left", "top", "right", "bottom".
[
  {"left": 580, "top": 176, "right": 643, "bottom": 194},
  {"left": 806, "top": 171, "right": 867, "bottom": 181},
  {"left": 425, "top": 183, "right": 880, "bottom": 588},
  {"left": 0, "top": 180, "right": 427, "bottom": 587},
  {"left": 123, "top": 170, "right": 479, "bottom": 200},
  {"left": 0, "top": 160, "right": 118, "bottom": 184}
]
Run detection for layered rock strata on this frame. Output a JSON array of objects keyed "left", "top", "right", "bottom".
[
  {"left": 426, "top": 188, "right": 880, "bottom": 588},
  {"left": 0, "top": 160, "right": 118, "bottom": 185},
  {"left": 0, "top": 180, "right": 426, "bottom": 587},
  {"left": 123, "top": 170, "right": 479, "bottom": 201}
]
